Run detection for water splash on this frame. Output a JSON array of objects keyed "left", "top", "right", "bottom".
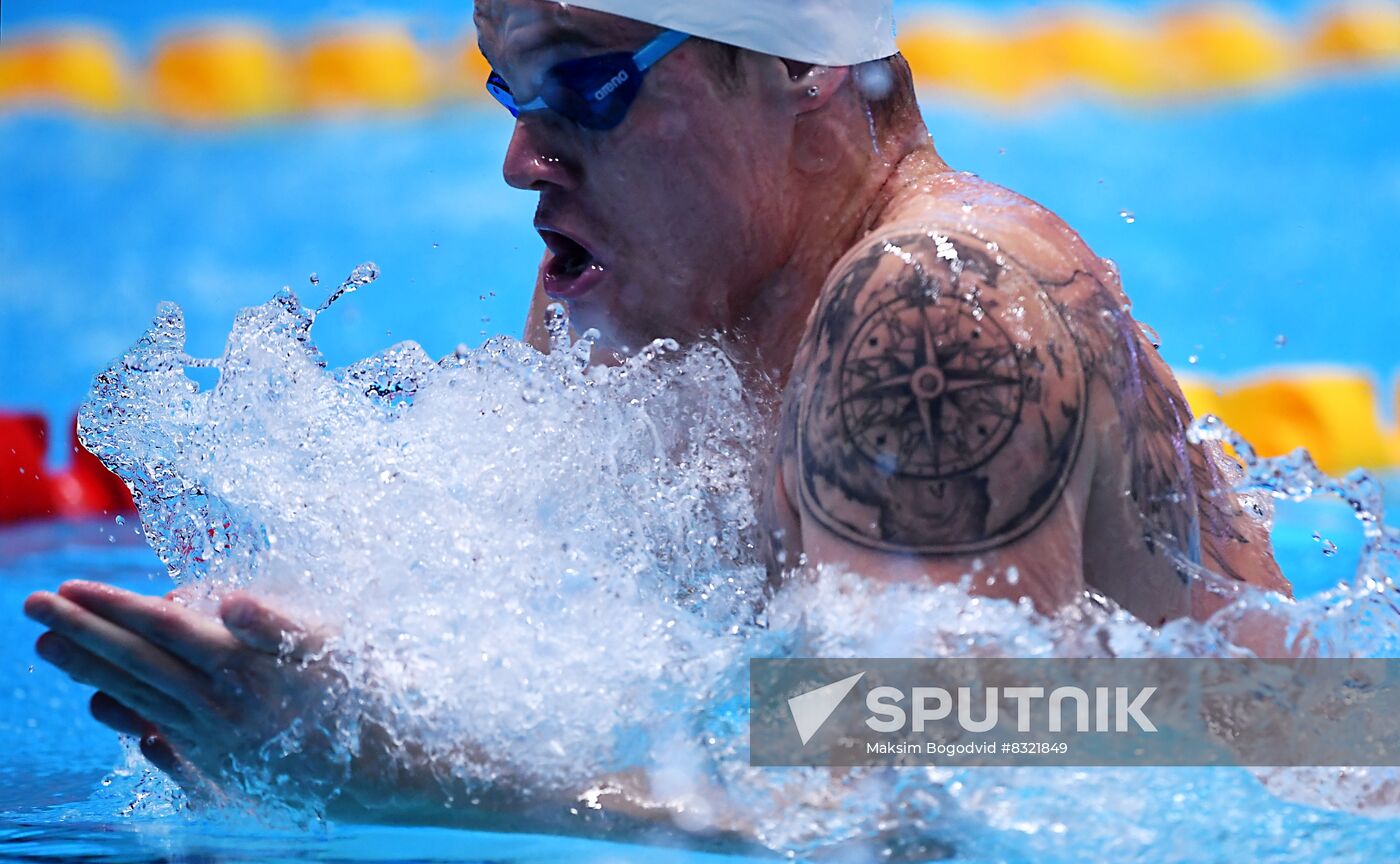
[
  {"left": 74, "top": 272, "right": 1400, "bottom": 859},
  {"left": 1189, "top": 414, "right": 1398, "bottom": 583},
  {"left": 314, "top": 261, "right": 378, "bottom": 316}
]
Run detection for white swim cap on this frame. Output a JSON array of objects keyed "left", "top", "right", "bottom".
[{"left": 543, "top": 0, "right": 898, "bottom": 67}]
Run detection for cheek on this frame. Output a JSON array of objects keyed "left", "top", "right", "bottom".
[{"left": 653, "top": 106, "right": 693, "bottom": 143}]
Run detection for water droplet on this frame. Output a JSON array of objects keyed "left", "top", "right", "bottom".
[
  {"left": 315, "top": 262, "right": 380, "bottom": 315},
  {"left": 115, "top": 514, "right": 125, "bottom": 525},
  {"left": 350, "top": 262, "right": 380, "bottom": 285},
  {"left": 1188, "top": 355, "right": 1199, "bottom": 365},
  {"left": 1119, "top": 210, "right": 1137, "bottom": 224},
  {"left": 1275, "top": 334, "right": 1287, "bottom": 348},
  {"left": 544, "top": 303, "right": 571, "bottom": 355},
  {"left": 1322, "top": 539, "right": 1339, "bottom": 557},
  {"left": 308, "top": 272, "right": 320, "bottom": 286}
]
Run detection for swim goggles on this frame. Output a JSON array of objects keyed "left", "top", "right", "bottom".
[{"left": 485, "top": 29, "right": 691, "bottom": 131}]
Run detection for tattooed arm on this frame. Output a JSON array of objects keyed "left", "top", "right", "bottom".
[{"left": 778, "top": 227, "right": 1098, "bottom": 612}]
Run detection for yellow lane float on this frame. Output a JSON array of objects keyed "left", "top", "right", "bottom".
[
  {"left": 4, "top": 3, "right": 1400, "bottom": 117},
  {"left": 1179, "top": 370, "right": 1398, "bottom": 474},
  {"left": 1155, "top": 4, "right": 1292, "bottom": 93},
  {"left": 1307, "top": 1, "right": 1400, "bottom": 65},
  {"left": 898, "top": 15, "right": 1050, "bottom": 103},
  {"left": 299, "top": 23, "right": 431, "bottom": 112},
  {"left": 150, "top": 26, "right": 290, "bottom": 122},
  {"left": 1012, "top": 11, "right": 1170, "bottom": 98},
  {"left": 0, "top": 29, "right": 124, "bottom": 112},
  {"left": 2, "top": 3, "right": 1400, "bottom": 119}
]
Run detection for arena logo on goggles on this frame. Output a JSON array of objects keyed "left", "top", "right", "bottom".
[{"left": 594, "top": 70, "right": 630, "bottom": 102}]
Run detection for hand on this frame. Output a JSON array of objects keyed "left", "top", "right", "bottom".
[
  {"left": 24, "top": 581, "right": 351, "bottom": 807},
  {"left": 22, "top": 583, "right": 758, "bottom": 844}
]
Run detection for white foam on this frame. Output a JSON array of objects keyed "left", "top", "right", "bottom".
[{"left": 78, "top": 270, "right": 1400, "bottom": 856}]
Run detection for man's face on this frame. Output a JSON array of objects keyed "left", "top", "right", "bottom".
[{"left": 475, "top": 0, "right": 797, "bottom": 356}]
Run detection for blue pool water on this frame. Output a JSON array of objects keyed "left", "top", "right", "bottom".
[
  {"left": 3, "top": 76, "right": 1398, "bottom": 444},
  {"left": 3, "top": 487, "right": 1397, "bottom": 862},
  {"left": 3, "top": 1, "right": 1400, "bottom": 860}
]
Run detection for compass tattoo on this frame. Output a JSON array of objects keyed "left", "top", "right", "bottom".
[
  {"left": 840, "top": 292, "right": 1025, "bottom": 478},
  {"left": 796, "top": 231, "right": 1087, "bottom": 555}
]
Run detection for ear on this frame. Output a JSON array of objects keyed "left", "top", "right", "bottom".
[
  {"left": 787, "top": 63, "right": 856, "bottom": 176},
  {"left": 788, "top": 64, "right": 850, "bottom": 115}
]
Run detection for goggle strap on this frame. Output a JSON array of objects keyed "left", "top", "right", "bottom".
[{"left": 634, "top": 30, "right": 690, "bottom": 72}]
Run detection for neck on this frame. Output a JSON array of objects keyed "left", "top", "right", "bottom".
[{"left": 723, "top": 124, "right": 948, "bottom": 391}]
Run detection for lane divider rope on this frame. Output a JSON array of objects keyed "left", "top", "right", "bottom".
[{"left": 1, "top": 2, "right": 1397, "bottom": 120}]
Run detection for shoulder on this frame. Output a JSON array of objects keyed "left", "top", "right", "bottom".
[{"left": 788, "top": 219, "right": 1094, "bottom": 557}]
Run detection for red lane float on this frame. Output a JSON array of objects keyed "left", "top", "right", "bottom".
[{"left": 0, "top": 411, "right": 135, "bottom": 525}]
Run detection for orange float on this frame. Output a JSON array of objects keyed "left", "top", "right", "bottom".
[
  {"left": 1307, "top": 2, "right": 1400, "bottom": 66},
  {"left": 0, "top": 30, "right": 124, "bottom": 111},
  {"left": 299, "top": 24, "right": 432, "bottom": 111},
  {"left": 150, "top": 25, "right": 291, "bottom": 122}
]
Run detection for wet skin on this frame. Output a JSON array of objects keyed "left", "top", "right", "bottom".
[
  {"left": 25, "top": 0, "right": 1292, "bottom": 840},
  {"left": 478, "top": 0, "right": 807, "bottom": 361},
  {"left": 769, "top": 174, "right": 1291, "bottom": 625},
  {"left": 23, "top": 583, "right": 338, "bottom": 803}
]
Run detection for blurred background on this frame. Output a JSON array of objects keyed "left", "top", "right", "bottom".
[
  {"left": 1, "top": 0, "right": 1398, "bottom": 522},
  {"left": 1, "top": 5, "right": 1397, "bottom": 850}
]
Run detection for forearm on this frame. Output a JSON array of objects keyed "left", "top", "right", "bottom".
[{"left": 327, "top": 729, "right": 764, "bottom": 854}]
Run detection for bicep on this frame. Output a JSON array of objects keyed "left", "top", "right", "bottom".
[{"left": 791, "top": 228, "right": 1091, "bottom": 607}]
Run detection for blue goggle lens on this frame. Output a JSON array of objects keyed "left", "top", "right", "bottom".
[
  {"left": 485, "top": 54, "right": 644, "bottom": 131},
  {"left": 485, "top": 72, "right": 520, "bottom": 118}
]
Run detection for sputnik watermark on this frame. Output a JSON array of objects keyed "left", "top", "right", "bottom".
[
  {"left": 865, "top": 685, "right": 1157, "bottom": 734},
  {"left": 788, "top": 672, "right": 865, "bottom": 745},
  {"left": 788, "top": 676, "right": 1156, "bottom": 747},
  {"left": 751, "top": 658, "right": 1400, "bottom": 767}
]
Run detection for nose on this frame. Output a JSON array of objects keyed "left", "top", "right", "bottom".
[{"left": 502, "top": 118, "right": 580, "bottom": 192}]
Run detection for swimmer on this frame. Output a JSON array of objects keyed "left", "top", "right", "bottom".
[{"left": 24, "top": 0, "right": 1292, "bottom": 843}]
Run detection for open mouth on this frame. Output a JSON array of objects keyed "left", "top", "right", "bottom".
[{"left": 539, "top": 229, "right": 605, "bottom": 299}]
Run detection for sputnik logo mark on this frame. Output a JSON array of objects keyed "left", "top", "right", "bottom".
[{"left": 788, "top": 672, "right": 866, "bottom": 746}]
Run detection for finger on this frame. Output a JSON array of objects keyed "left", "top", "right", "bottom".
[
  {"left": 37, "top": 632, "right": 198, "bottom": 733},
  {"left": 38, "top": 632, "right": 197, "bottom": 729},
  {"left": 139, "top": 733, "right": 195, "bottom": 788},
  {"left": 26, "top": 593, "right": 215, "bottom": 712},
  {"left": 219, "top": 593, "right": 322, "bottom": 659},
  {"left": 139, "top": 733, "right": 226, "bottom": 810},
  {"left": 57, "top": 580, "right": 243, "bottom": 674},
  {"left": 90, "top": 691, "right": 153, "bottom": 736},
  {"left": 165, "top": 582, "right": 205, "bottom": 603}
]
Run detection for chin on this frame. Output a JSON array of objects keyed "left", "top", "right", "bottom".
[{"left": 564, "top": 303, "right": 641, "bottom": 355}]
